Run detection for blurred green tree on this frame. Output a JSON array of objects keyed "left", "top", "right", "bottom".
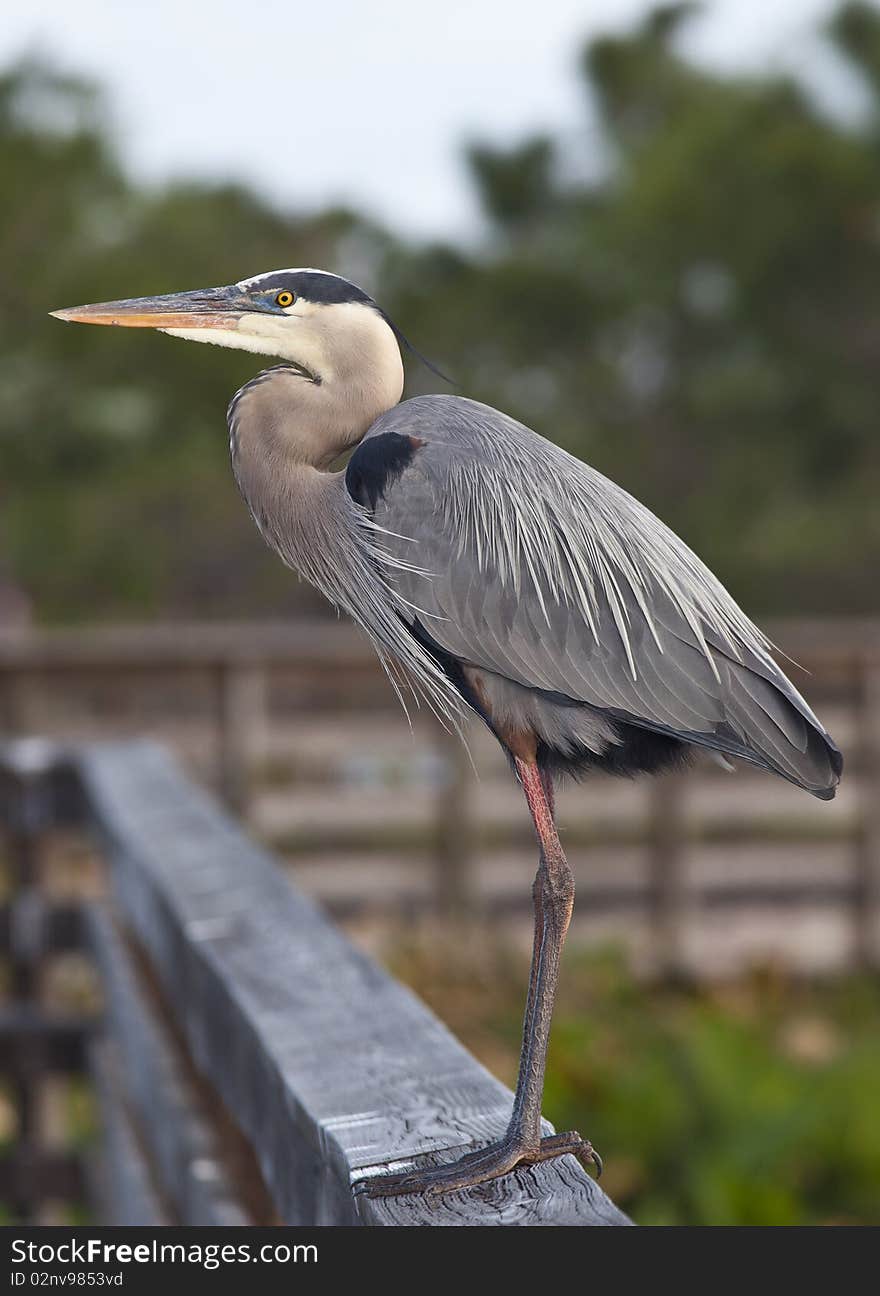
[
  {"left": 0, "top": 57, "right": 390, "bottom": 620},
  {"left": 395, "top": 1, "right": 880, "bottom": 616},
  {"left": 3, "top": 3, "right": 880, "bottom": 621}
]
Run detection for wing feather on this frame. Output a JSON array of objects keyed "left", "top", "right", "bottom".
[{"left": 348, "top": 396, "right": 841, "bottom": 796}]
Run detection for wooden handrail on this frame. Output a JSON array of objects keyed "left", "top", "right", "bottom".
[{"left": 0, "top": 739, "right": 629, "bottom": 1227}]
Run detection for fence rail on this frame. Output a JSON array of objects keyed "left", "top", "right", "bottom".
[
  {"left": 0, "top": 616, "right": 874, "bottom": 804},
  {"left": 0, "top": 617, "right": 877, "bottom": 971},
  {"left": 0, "top": 738, "right": 628, "bottom": 1226}
]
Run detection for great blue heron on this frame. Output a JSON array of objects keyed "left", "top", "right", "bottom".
[{"left": 52, "top": 269, "right": 842, "bottom": 1198}]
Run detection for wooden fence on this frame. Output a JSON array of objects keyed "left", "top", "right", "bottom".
[
  {"left": 0, "top": 738, "right": 629, "bottom": 1226},
  {"left": 0, "top": 617, "right": 878, "bottom": 971}
]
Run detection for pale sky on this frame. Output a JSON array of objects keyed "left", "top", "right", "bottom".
[{"left": 1, "top": 0, "right": 868, "bottom": 239}]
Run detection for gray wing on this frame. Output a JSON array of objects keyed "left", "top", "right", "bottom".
[{"left": 349, "top": 395, "right": 841, "bottom": 798}]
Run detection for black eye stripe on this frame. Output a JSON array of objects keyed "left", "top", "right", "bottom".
[{"left": 247, "top": 271, "right": 375, "bottom": 306}]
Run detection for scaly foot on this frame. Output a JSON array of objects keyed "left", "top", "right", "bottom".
[{"left": 353, "top": 1129, "right": 601, "bottom": 1198}]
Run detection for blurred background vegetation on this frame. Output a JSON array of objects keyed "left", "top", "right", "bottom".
[
  {"left": 394, "top": 942, "right": 880, "bottom": 1224},
  {"left": 4, "top": 1, "right": 880, "bottom": 623},
  {"left": 2, "top": 1, "right": 879, "bottom": 1226}
]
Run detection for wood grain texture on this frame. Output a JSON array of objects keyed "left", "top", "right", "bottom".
[{"left": 3, "top": 739, "right": 630, "bottom": 1226}]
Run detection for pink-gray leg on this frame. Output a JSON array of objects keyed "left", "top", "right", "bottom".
[{"left": 355, "top": 758, "right": 599, "bottom": 1198}]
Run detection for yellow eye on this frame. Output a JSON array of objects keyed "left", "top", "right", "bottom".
[{"left": 275, "top": 290, "right": 295, "bottom": 308}]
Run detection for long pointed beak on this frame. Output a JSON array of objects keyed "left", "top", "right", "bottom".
[{"left": 50, "top": 284, "right": 251, "bottom": 330}]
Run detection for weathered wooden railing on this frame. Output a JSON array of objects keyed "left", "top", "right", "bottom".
[{"left": 0, "top": 739, "right": 629, "bottom": 1226}]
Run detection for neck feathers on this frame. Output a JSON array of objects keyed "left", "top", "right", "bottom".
[
  {"left": 228, "top": 302, "right": 403, "bottom": 471},
  {"left": 226, "top": 309, "right": 403, "bottom": 582}
]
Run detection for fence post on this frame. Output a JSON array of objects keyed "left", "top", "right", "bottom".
[
  {"left": 215, "top": 663, "right": 268, "bottom": 819},
  {"left": 854, "top": 656, "right": 880, "bottom": 968},
  {"left": 647, "top": 770, "right": 688, "bottom": 978},
  {"left": 1, "top": 740, "right": 57, "bottom": 1222},
  {"left": 431, "top": 722, "right": 474, "bottom": 918},
  {"left": 2, "top": 669, "right": 45, "bottom": 737}
]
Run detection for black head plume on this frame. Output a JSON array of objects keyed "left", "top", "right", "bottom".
[{"left": 378, "top": 311, "right": 455, "bottom": 386}]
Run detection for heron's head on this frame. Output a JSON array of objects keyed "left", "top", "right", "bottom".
[{"left": 51, "top": 268, "right": 420, "bottom": 396}]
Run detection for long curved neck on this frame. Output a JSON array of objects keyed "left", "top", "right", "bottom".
[
  {"left": 229, "top": 304, "right": 404, "bottom": 472},
  {"left": 227, "top": 317, "right": 403, "bottom": 587},
  {"left": 228, "top": 366, "right": 387, "bottom": 478},
  {"left": 222, "top": 305, "right": 463, "bottom": 731}
]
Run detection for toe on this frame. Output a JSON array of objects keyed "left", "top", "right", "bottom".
[
  {"left": 352, "top": 1139, "right": 529, "bottom": 1198},
  {"left": 353, "top": 1171, "right": 419, "bottom": 1198}
]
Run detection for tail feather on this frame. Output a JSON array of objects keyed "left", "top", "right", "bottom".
[
  {"left": 711, "top": 642, "right": 842, "bottom": 799},
  {"left": 606, "top": 651, "right": 843, "bottom": 800}
]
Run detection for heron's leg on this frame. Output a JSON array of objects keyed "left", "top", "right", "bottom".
[
  {"left": 354, "top": 758, "right": 599, "bottom": 1199},
  {"left": 503, "top": 758, "right": 574, "bottom": 1147},
  {"left": 539, "top": 766, "right": 555, "bottom": 815}
]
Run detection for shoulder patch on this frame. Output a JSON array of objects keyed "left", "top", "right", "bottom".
[{"left": 346, "top": 433, "right": 423, "bottom": 511}]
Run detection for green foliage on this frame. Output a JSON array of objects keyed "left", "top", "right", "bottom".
[
  {"left": 393, "top": 939, "right": 880, "bottom": 1225},
  {"left": 467, "top": 136, "right": 557, "bottom": 232},
  {"left": 0, "top": 56, "right": 385, "bottom": 620},
  {"left": 545, "top": 954, "right": 880, "bottom": 1224},
  {"left": 3, "top": 4, "right": 880, "bottom": 620},
  {"left": 398, "top": 3, "right": 880, "bottom": 616}
]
